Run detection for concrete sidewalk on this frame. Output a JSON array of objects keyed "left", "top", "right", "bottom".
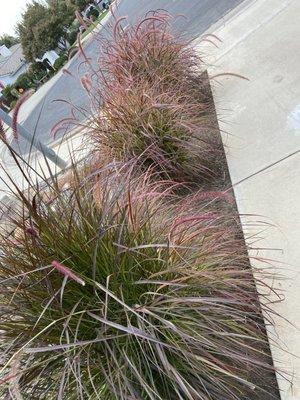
[{"left": 194, "top": 0, "right": 300, "bottom": 398}]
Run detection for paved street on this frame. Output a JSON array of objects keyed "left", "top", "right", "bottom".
[{"left": 9, "top": 0, "right": 244, "bottom": 155}]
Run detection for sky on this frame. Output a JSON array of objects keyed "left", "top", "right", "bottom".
[{"left": 0, "top": 0, "right": 30, "bottom": 36}]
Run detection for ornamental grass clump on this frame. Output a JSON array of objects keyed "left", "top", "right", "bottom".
[
  {"left": 87, "top": 12, "right": 223, "bottom": 183},
  {"left": 0, "top": 166, "right": 278, "bottom": 399}
]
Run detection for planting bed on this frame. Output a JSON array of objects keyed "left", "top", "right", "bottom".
[{"left": 0, "top": 12, "right": 282, "bottom": 400}]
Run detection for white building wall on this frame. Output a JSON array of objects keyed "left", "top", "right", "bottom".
[
  {"left": 0, "top": 74, "right": 13, "bottom": 87},
  {"left": 0, "top": 45, "right": 11, "bottom": 58},
  {"left": 42, "top": 50, "right": 59, "bottom": 66},
  {"left": 0, "top": 63, "right": 29, "bottom": 87}
]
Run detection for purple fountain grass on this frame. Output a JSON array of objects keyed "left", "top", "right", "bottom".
[
  {"left": 0, "top": 166, "right": 281, "bottom": 399},
  {"left": 78, "top": 11, "right": 223, "bottom": 184},
  {"left": 75, "top": 10, "right": 89, "bottom": 30},
  {"left": 0, "top": 8, "right": 281, "bottom": 399},
  {"left": 12, "top": 89, "right": 34, "bottom": 140},
  {"left": 51, "top": 260, "right": 86, "bottom": 286},
  {"left": 25, "top": 226, "right": 38, "bottom": 237},
  {"left": 0, "top": 119, "right": 5, "bottom": 140}
]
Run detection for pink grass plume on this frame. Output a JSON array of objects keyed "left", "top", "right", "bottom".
[
  {"left": 25, "top": 227, "right": 38, "bottom": 238},
  {"left": 195, "top": 191, "right": 234, "bottom": 204},
  {"left": 75, "top": 10, "right": 88, "bottom": 30},
  {"left": 62, "top": 68, "right": 74, "bottom": 77},
  {"left": 0, "top": 119, "right": 5, "bottom": 140},
  {"left": 0, "top": 82, "right": 6, "bottom": 138},
  {"left": 12, "top": 90, "right": 34, "bottom": 140},
  {"left": 51, "top": 260, "right": 85, "bottom": 286}
]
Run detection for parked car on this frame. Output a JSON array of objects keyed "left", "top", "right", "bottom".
[
  {"left": 95, "top": 0, "right": 111, "bottom": 11},
  {"left": 83, "top": 4, "right": 100, "bottom": 20}
]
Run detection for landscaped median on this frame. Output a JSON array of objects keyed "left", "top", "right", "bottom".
[{"left": 0, "top": 11, "right": 281, "bottom": 399}]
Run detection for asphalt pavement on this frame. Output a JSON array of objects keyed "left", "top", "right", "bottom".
[{"left": 10, "top": 0, "right": 245, "bottom": 155}]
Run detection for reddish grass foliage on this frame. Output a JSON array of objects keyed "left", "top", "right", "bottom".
[
  {"left": 0, "top": 167, "right": 280, "bottom": 399},
  {"left": 0, "top": 9, "right": 281, "bottom": 400},
  {"left": 85, "top": 12, "right": 223, "bottom": 184}
]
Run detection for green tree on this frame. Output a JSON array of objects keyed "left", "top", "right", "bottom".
[
  {"left": 68, "top": 0, "right": 90, "bottom": 11},
  {"left": 0, "top": 34, "right": 19, "bottom": 48},
  {"left": 17, "top": 1, "right": 76, "bottom": 62},
  {"left": 1, "top": 85, "right": 18, "bottom": 105},
  {"left": 47, "top": 0, "right": 77, "bottom": 26}
]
